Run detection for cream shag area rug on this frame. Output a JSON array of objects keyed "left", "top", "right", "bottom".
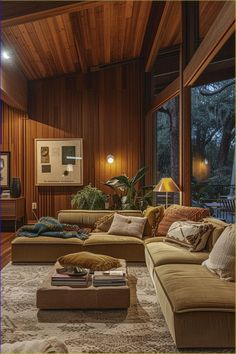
[{"left": 1, "top": 263, "right": 233, "bottom": 353}]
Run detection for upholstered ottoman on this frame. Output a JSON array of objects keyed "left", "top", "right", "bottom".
[{"left": 37, "top": 261, "right": 130, "bottom": 310}]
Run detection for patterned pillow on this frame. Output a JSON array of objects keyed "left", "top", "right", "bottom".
[
  {"left": 157, "top": 204, "right": 210, "bottom": 236},
  {"left": 165, "top": 220, "right": 213, "bottom": 251},
  {"left": 142, "top": 205, "right": 164, "bottom": 236},
  {"left": 202, "top": 217, "right": 228, "bottom": 251},
  {"left": 94, "top": 213, "right": 115, "bottom": 232},
  {"left": 202, "top": 225, "right": 235, "bottom": 281}
]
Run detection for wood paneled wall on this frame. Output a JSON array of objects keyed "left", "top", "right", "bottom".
[
  {"left": 1, "top": 60, "right": 144, "bottom": 219},
  {"left": 0, "top": 61, "right": 27, "bottom": 111}
]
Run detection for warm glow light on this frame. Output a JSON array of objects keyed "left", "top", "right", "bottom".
[
  {"left": 107, "top": 154, "right": 114, "bottom": 164},
  {"left": 1, "top": 50, "right": 11, "bottom": 60},
  {"left": 66, "top": 164, "right": 74, "bottom": 172}
]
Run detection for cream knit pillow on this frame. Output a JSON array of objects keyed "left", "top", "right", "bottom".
[
  {"left": 165, "top": 220, "right": 213, "bottom": 251},
  {"left": 202, "top": 224, "right": 235, "bottom": 281},
  {"left": 108, "top": 213, "right": 147, "bottom": 239}
]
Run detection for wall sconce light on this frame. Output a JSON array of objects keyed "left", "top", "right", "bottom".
[{"left": 107, "top": 154, "right": 114, "bottom": 164}]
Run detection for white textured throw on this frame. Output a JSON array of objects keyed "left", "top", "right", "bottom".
[
  {"left": 202, "top": 225, "right": 235, "bottom": 281},
  {"left": 1, "top": 337, "right": 68, "bottom": 353}
]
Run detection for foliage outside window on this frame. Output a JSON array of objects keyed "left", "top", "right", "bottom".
[
  {"left": 155, "top": 97, "right": 179, "bottom": 205},
  {"left": 191, "top": 79, "right": 235, "bottom": 209},
  {"left": 156, "top": 96, "right": 179, "bottom": 183}
]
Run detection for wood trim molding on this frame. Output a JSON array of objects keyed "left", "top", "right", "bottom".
[
  {"left": 150, "top": 77, "right": 179, "bottom": 112},
  {"left": 149, "top": 1, "right": 235, "bottom": 113},
  {"left": 183, "top": 1, "right": 235, "bottom": 86},
  {"left": 145, "top": 1, "right": 175, "bottom": 72},
  {"left": 1, "top": 1, "right": 102, "bottom": 28}
]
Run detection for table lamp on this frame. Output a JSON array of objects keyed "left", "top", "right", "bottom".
[{"left": 153, "top": 177, "right": 180, "bottom": 208}]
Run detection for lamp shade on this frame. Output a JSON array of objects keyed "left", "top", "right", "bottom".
[{"left": 153, "top": 177, "right": 180, "bottom": 193}]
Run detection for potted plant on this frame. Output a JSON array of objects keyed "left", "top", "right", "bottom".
[
  {"left": 105, "top": 166, "right": 151, "bottom": 210},
  {"left": 71, "top": 184, "right": 107, "bottom": 210}
]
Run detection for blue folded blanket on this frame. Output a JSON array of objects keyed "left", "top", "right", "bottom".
[{"left": 17, "top": 217, "right": 89, "bottom": 240}]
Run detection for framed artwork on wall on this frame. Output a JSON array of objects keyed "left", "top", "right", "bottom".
[
  {"left": 35, "top": 138, "right": 83, "bottom": 186},
  {"left": 0, "top": 152, "right": 10, "bottom": 189}
]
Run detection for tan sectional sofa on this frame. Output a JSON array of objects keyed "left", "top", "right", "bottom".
[
  {"left": 11, "top": 209, "right": 235, "bottom": 349},
  {"left": 145, "top": 237, "right": 235, "bottom": 349},
  {"left": 12, "top": 210, "right": 145, "bottom": 263}
]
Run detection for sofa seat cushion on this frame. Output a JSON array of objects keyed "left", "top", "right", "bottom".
[
  {"left": 154, "top": 264, "right": 235, "bottom": 313},
  {"left": 145, "top": 241, "right": 209, "bottom": 266},
  {"left": 12, "top": 236, "right": 84, "bottom": 245},
  {"left": 85, "top": 233, "right": 144, "bottom": 245}
]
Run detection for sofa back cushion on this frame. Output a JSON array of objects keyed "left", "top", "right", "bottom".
[
  {"left": 202, "top": 224, "right": 235, "bottom": 281},
  {"left": 58, "top": 210, "right": 142, "bottom": 228},
  {"left": 202, "top": 217, "right": 229, "bottom": 251},
  {"left": 108, "top": 213, "right": 147, "bottom": 239},
  {"left": 157, "top": 204, "right": 210, "bottom": 236},
  {"left": 165, "top": 220, "right": 213, "bottom": 251}
]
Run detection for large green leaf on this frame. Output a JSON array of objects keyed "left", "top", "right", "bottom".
[{"left": 130, "top": 166, "right": 148, "bottom": 186}]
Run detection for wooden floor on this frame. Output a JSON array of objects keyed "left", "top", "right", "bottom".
[{"left": 1, "top": 232, "right": 15, "bottom": 269}]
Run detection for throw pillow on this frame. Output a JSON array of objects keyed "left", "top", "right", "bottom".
[
  {"left": 58, "top": 251, "right": 121, "bottom": 271},
  {"left": 157, "top": 204, "right": 210, "bottom": 236},
  {"left": 202, "top": 225, "right": 235, "bottom": 281},
  {"left": 94, "top": 213, "right": 115, "bottom": 232},
  {"left": 165, "top": 220, "right": 213, "bottom": 251},
  {"left": 202, "top": 217, "right": 228, "bottom": 251},
  {"left": 108, "top": 213, "right": 147, "bottom": 239},
  {"left": 142, "top": 205, "right": 164, "bottom": 236}
]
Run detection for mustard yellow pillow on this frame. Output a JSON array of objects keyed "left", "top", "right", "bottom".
[
  {"left": 143, "top": 205, "right": 164, "bottom": 236},
  {"left": 94, "top": 213, "right": 114, "bottom": 232},
  {"left": 58, "top": 251, "right": 121, "bottom": 271}
]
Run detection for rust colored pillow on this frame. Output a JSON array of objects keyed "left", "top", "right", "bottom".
[
  {"left": 157, "top": 204, "right": 210, "bottom": 236},
  {"left": 58, "top": 251, "right": 121, "bottom": 271}
]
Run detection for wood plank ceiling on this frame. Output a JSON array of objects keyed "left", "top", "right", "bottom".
[{"left": 2, "top": 1, "right": 152, "bottom": 80}]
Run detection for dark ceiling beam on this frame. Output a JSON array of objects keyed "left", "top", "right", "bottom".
[
  {"left": 183, "top": 0, "right": 235, "bottom": 86},
  {"left": 1, "top": 1, "right": 101, "bottom": 28},
  {"left": 149, "top": 1, "right": 235, "bottom": 113},
  {"left": 145, "top": 1, "right": 175, "bottom": 72},
  {"left": 141, "top": 1, "right": 164, "bottom": 63},
  {"left": 2, "top": 1, "right": 75, "bottom": 20}
]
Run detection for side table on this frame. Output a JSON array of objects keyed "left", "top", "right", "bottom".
[{"left": 1, "top": 197, "right": 26, "bottom": 231}]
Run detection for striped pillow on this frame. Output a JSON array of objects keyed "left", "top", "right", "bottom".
[{"left": 157, "top": 204, "right": 210, "bottom": 236}]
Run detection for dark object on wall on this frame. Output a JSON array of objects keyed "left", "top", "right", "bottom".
[
  {"left": 10, "top": 177, "right": 21, "bottom": 198},
  {"left": 0, "top": 151, "right": 10, "bottom": 189}
]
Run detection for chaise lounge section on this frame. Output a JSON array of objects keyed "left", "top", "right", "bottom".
[{"left": 145, "top": 230, "right": 235, "bottom": 349}]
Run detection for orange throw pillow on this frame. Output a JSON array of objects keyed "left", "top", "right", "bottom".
[{"left": 157, "top": 204, "right": 210, "bottom": 236}]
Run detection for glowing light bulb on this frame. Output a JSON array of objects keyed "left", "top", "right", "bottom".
[
  {"left": 2, "top": 50, "right": 11, "bottom": 60},
  {"left": 107, "top": 154, "right": 114, "bottom": 164}
]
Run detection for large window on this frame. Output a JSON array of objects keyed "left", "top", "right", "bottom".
[
  {"left": 191, "top": 79, "right": 235, "bottom": 221},
  {"left": 155, "top": 96, "right": 179, "bottom": 204}
]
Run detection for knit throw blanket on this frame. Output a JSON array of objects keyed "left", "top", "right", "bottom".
[{"left": 17, "top": 217, "right": 89, "bottom": 240}]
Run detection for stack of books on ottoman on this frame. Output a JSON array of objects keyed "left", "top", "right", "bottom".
[
  {"left": 51, "top": 268, "right": 90, "bottom": 287},
  {"left": 93, "top": 270, "right": 127, "bottom": 287}
]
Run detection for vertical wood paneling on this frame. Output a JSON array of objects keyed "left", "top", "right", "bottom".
[{"left": 1, "top": 60, "right": 144, "bottom": 220}]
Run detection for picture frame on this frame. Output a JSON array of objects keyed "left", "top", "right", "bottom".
[
  {"left": 0, "top": 152, "right": 10, "bottom": 189},
  {"left": 35, "top": 138, "right": 83, "bottom": 186}
]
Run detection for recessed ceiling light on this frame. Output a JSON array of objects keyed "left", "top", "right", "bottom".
[{"left": 2, "top": 50, "right": 11, "bottom": 60}]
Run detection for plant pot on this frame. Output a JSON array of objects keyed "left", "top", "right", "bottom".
[{"left": 10, "top": 177, "right": 21, "bottom": 198}]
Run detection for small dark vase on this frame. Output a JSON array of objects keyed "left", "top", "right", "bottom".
[{"left": 10, "top": 177, "right": 21, "bottom": 198}]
